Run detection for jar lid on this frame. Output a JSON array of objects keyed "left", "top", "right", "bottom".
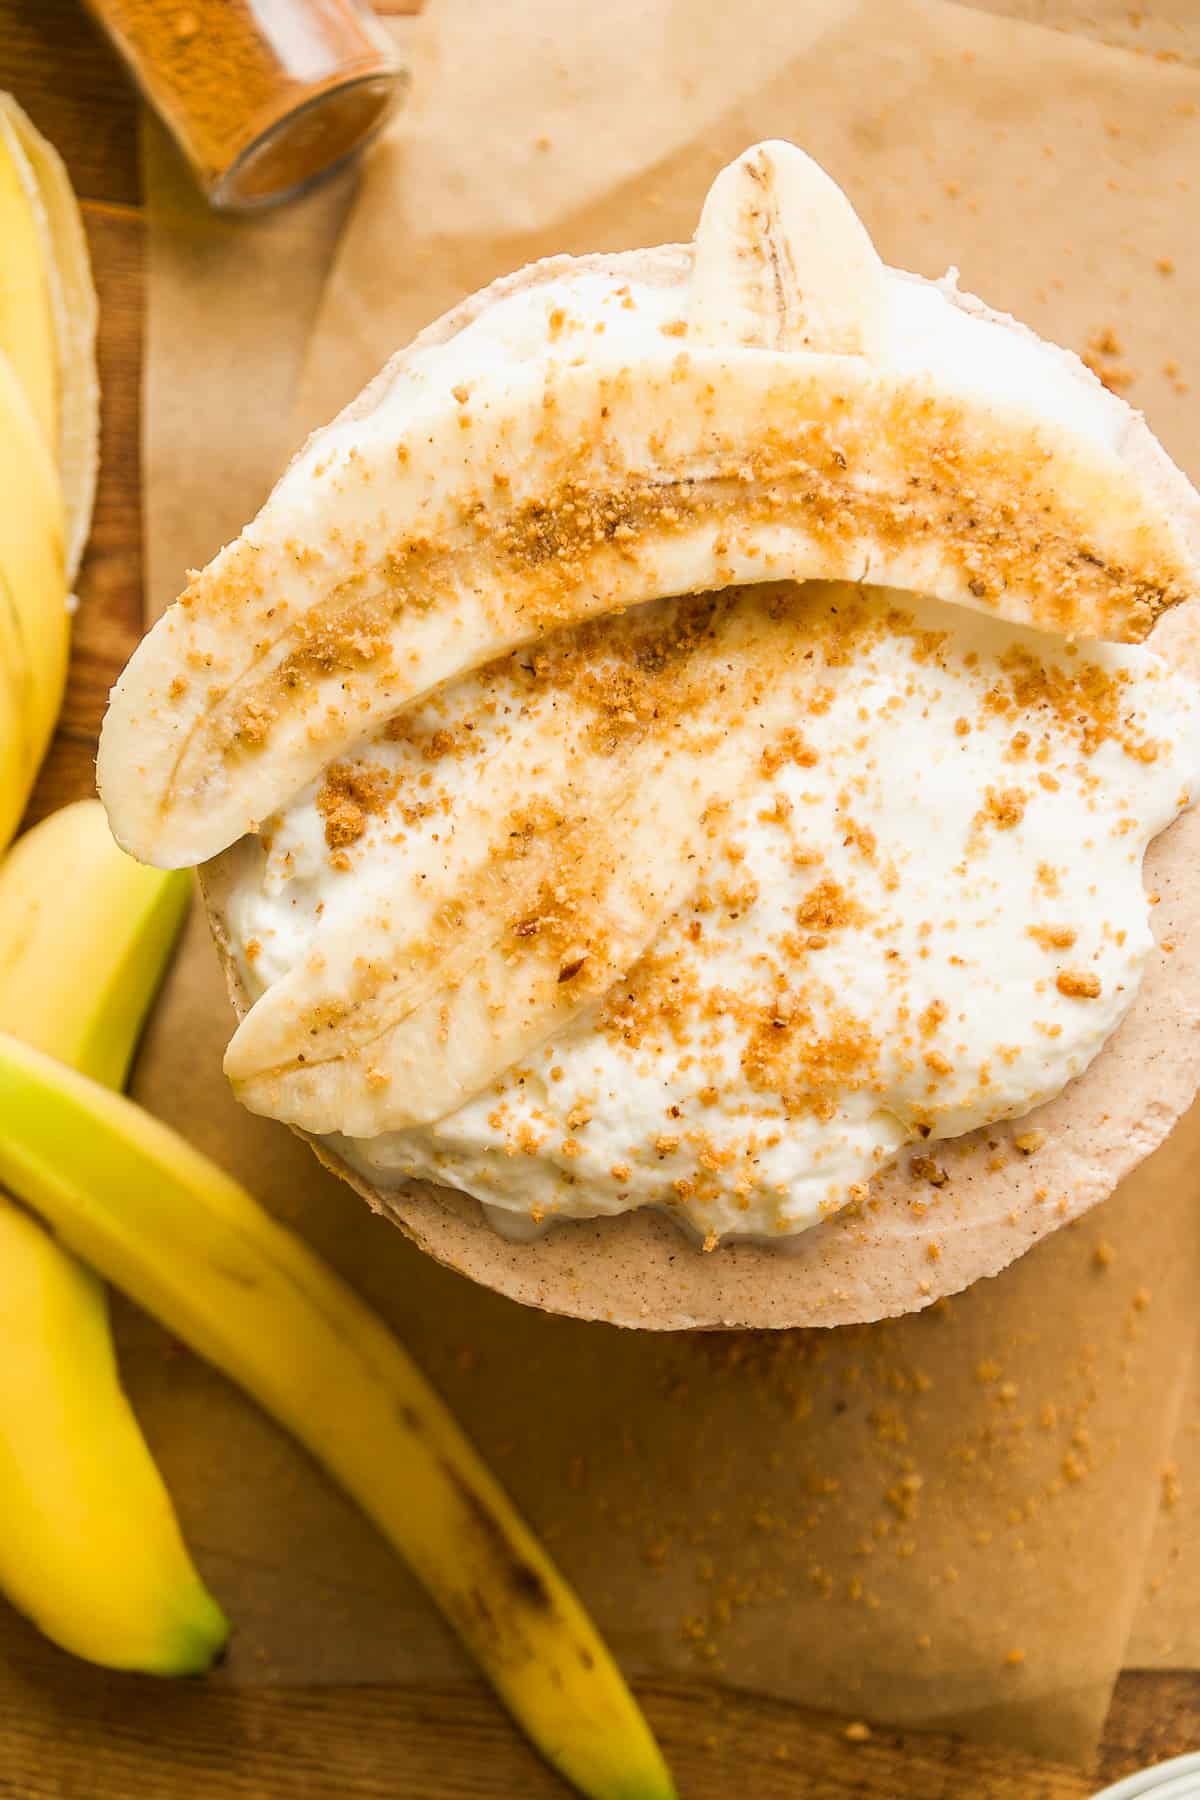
[{"left": 211, "top": 70, "right": 403, "bottom": 212}]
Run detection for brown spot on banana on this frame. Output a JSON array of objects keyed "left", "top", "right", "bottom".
[{"left": 438, "top": 1456, "right": 554, "bottom": 1617}]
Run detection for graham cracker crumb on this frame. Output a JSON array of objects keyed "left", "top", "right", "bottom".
[
  {"left": 1057, "top": 970, "right": 1102, "bottom": 999},
  {"left": 979, "top": 786, "right": 1027, "bottom": 832},
  {"left": 1084, "top": 326, "right": 1136, "bottom": 392},
  {"left": 1027, "top": 924, "right": 1077, "bottom": 951},
  {"left": 317, "top": 759, "right": 398, "bottom": 851}
]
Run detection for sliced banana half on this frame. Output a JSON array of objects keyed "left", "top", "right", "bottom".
[
  {"left": 223, "top": 583, "right": 827, "bottom": 1134},
  {"left": 0, "top": 95, "right": 99, "bottom": 582},
  {"left": 100, "top": 140, "right": 1200, "bottom": 875}
]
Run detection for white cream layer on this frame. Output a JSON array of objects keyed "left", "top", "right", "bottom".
[
  {"left": 219, "top": 255, "right": 1200, "bottom": 1242},
  {"left": 223, "top": 585, "right": 1200, "bottom": 1243}
]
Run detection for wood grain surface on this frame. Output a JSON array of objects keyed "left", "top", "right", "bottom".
[{"left": 1, "top": 4, "right": 1196, "bottom": 1796}]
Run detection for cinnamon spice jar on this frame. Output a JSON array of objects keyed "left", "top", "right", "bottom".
[{"left": 84, "top": 0, "right": 405, "bottom": 211}]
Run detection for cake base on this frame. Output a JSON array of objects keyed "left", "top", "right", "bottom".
[{"left": 200, "top": 251, "right": 1200, "bottom": 1329}]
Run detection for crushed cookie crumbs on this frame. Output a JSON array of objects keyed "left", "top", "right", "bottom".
[
  {"left": 1027, "top": 924, "right": 1077, "bottom": 951},
  {"left": 1056, "top": 970, "right": 1102, "bottom": 999},
  {"left": 316, "top": 759, "right": 398, "bottom": 851}
]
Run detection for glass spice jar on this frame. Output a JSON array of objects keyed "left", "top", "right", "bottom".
[{"left": 83, "top": 0, "right": 406, "bottom": 212}]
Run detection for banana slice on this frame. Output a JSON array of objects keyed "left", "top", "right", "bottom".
[
  {"left": 225, "top": 585, "right": 820, "bottom": 1133},
  {"left": 689, "top": 141, "right": 885, "bottom": 353},
  {"left": 99, "top": 141, "right": 1199, "bottom": 873}
]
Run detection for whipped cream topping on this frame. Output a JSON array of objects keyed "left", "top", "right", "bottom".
[{"left": 223, "top": 582, "right": 1200, "bottom": 1244}]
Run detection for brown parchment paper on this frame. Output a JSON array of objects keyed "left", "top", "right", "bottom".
[
  {"left": 976, "top": 0, "right": 1200, "bottom": 65},
  {"left": 140, "top": 114, "right": 359, "bottom": 616},
  {"left": 1128, "top": 1338, "right": 1200, "bottom": 1668},
  {"left": 127, "top": 0, "right": 1200, "bottom": 1768}
]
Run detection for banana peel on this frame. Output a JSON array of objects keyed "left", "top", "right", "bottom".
[
  {"left": 0, "top": 802, "right": 226, "bottom": 1675},
  {"left": 0, "top": 101, "right": 57, "bottom": 450},
  {"left": 0, "top": 1032, "right": 675, "bottom": 1800},
  {"left": 0, "top": 97, "right": 100, "bottom": 861},
  {"left": 0, "top": 94, "right": 99, "bottom": 581},
  {"left": 0, "top": 800, "right": 191, "bottom": 1088},
  {"left": 0, "top": 349, "right": 68, "bottom": 850}
]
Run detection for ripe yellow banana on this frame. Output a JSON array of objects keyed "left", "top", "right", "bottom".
[
  {"left": 0, "top": 802, "right": 226, "bottom": 1674},
  {"left": 0, "top": 1206, "right": 227, "bottom": 1675},
  {"left": 0, "top": 1032, "right": 675, "bottom": 1800},
  {"left": 0, "top": 800, "right": 191, "bottom": 1087}
]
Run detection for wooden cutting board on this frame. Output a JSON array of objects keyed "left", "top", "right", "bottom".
[{"left": 0, "top": 2, "right": 1195, "bottom": 1794}]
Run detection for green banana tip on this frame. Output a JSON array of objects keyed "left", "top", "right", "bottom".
[
  {"left": 599, "top": 1746, "right": 678, "bottom": 1800},
  {"left": 168, "top": 1594, "right": 231, "bottom": 1679},
  {"left": 614, "top": 1776, "right": 678, "bottom": 1800}
]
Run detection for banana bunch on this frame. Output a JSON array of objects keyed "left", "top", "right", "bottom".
[
  {"left": 0, "top": 95, "right": 98, "bottom": 849},
  {"left": 0, "top": 806, "right": 672, "bottom": 1798}
]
